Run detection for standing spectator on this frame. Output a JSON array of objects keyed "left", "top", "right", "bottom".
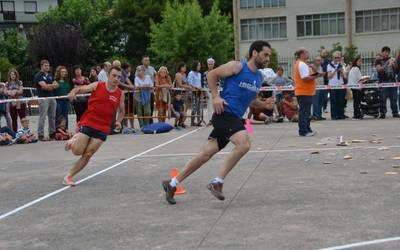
[
  {"left": 142, "top": 55, "right": 156, "bottom": 123},
  {"left": 371, "top": 53, "right": 382, "bottom": 81},
  {"left": 5, "top": 69, "right": 26, "bottom": 132},
  {"left": 375, "top": 46, "right": 398, "bottom": 118},
  {"left": 311, "top": 56, "right": 326, "bottom": 120},
  {"left": 393, "top": 51, "right": 400, "bottom": 109},
  {"left": 294, "top": 48, "right": 322, "bottom": 137},
  {"left": 269, "top": 66, "right": 292, "bottom": 117},
  {"left": 320, "top": 49, "right": 330, "bottom": 113},
  {"left": 155, "top": 66, "right": 172, "bottom": 122},
  {"left": 134, "top": 65, "right": 153, "bottom": 127},
  {"left": 348, "top": 57, "right": 368, "bottom": 119},
  {"left": 72, "top": 66, "right": 90, "bottom": 123},
  {"left": 120, "top": 63, "right": 135, "bottom": 128},
  {"left": 113, "top": 60, "right": 121, "bottom": 68},
  {"left": 89, "top": 67, "right": 98, "bottom": 83},
  {"left": 34, "top": 59, "right": 58, "bottom": 141},
  {"left": 142, "top": 55, "right": 156, "bottom": 83},
  {"left": 174, "top": 62, "right": 192, "bottom": 90},
  {"left": 188, "top": 61, "right": 202, "bottom": 126},
  {"left": 98, "top": 61, "right": 111, "bottom": 82},
  {"left": 0, "top": 82, "right": 12, "bottom": 128},
  {"left": 327, "top": 51, "right": 346, "bottom": 120},
  {"left": 203, "top": 58, "right": 221, "bottom": 88},
  {"left": 54, "top": 66, "right": 72, "bottom": 128}
]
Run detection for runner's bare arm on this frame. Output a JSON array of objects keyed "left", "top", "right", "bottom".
[
  {"left": 68, "top": 82, "right": 98, "bottom": 102},
  {"left": 208, "top": 61, "right": 242, "bottom": 114},
  {"left": 115, "top": 94, "right": 125, "bottom": 130}
]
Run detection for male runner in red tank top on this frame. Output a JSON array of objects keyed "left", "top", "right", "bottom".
[{"left": 63, "top": 66, "right": 125, "bottom": 186}]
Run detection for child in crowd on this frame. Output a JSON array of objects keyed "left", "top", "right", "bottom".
[
  {"left": 16, "top": 117, "right": 38, "bottom": 144},
  {"left": 170, "top": 91, "right": 186, "bottom": 128},
  {"left": 55, "top": 117, "right": 72, "bottom": 140},
  {"left": 248, "top": 92, "right": 281, "bottom": 124},
  {"left": 280, "top": 91, "right": 299, "bottom": 122}
]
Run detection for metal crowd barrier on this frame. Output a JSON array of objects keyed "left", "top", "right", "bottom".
[{"left": 123, "top": 88, "right": 208, "bottom": 126}]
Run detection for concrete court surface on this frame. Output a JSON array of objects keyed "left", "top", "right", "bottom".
[{"left": 1, "top": 116, "right": 400, "bottom": 250}]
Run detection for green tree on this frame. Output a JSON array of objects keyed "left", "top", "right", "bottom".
[
  {"left": 113, "top": 0, "right": 167, "bottom": 63},
  {"left": 36, "top": 0, "right": 122, "bottom": 65},
  {"left": 0, "top": 28, "right": 27, "bottom": 66},
  {"left": 27, "top": 22, "right": 88, "bottom": 68},
  {"left": 269, "top": 48, "right": 278, "bottom": 71},
  {"left": 150, "top": 0, "right": 233, "bottom": 71},
  {"left": 0, "top": 57, "right": 14, "bottom": 81}
]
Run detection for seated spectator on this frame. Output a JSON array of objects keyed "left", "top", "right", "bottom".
[
  {"left": 281, "top": 91, "right": 299, "bottom": 122},
  {"left": 248, "top": 94, "right": 278, "bottom": 124},
  {"left": 0, "top": 132, "right": 13, "bottom": 146},
  {"left": 16, "top": 117, "right": 38, "bottom": 144},
  {"left": 170, "top": 92, "right": 186, "bottom": 128},
  {"left": 55, "top": 117, "right": 72, "bottom": 141},
  {"left": 0, "top": 126, "right": 16, "bottom": 138}
]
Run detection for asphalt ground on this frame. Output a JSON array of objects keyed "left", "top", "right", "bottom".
[{"left": 1, "top": 113, "right": 400, "bottom": 250}]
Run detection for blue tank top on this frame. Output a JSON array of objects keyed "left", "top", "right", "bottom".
[{"left": 221, "top": 61, "right": 262, "bottom": 118}]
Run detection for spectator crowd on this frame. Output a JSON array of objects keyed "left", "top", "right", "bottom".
[{"left": 0, "top": 45, "right": 400, "bottom": 145}]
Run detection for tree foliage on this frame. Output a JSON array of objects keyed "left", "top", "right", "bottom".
[
  {"left": 319, "top": 42, "right": 359, "bottom": 63},
  {"left": 36, "top": 0, "right": 122, "bottom": 65},
  {"left": 269, "top": 48, "right": 278, "bottom": 71},
  {"left": 0, "top": 57, "right": 13, "bottom": 81},
  {"left": 27, "top": 22, "right": 88, "bottom": 68},
  {"left": 113, "top": 0, "right": 167, "bottom": 63},
  {"left": 150, "top": 0, "right": 233, "bottom": 71},
  {"left": 0, "top": 28, "right": 27, "bottom": 66}
]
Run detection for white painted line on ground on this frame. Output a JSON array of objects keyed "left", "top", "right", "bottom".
[
  {"left": 317, "top": 236, "right": 400, "bottom": 250},
  {"left": 0, "top": 128, "right": 202, "bottom": 221},
  {"left": 140, "top": 145, "right": 400, "bottom": 158}
]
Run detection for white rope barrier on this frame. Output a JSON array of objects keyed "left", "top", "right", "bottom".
[{"left": 0, "top": 84, "right": 398, "bottom": 104}]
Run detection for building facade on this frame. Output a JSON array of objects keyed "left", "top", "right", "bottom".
[
  {"left": 235, "top": 0, "right": 400, "bottom": 59},
  {"left": 0, "top": 0, "right": 59, "bottom": 31}
]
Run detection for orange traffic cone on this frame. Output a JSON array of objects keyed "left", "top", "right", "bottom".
[{"left": 170, "top": 167, "right": 186, "bottom": 195}]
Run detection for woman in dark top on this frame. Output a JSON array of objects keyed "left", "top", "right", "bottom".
[
  {"left": 55, "top": 66, "right": 72, "bottom": 128},
  {"left": 72, "top": 66, "right": 90, "bottom": 122}
]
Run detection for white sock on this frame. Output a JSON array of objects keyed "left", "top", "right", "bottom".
[
  {"left": 212, "top": 177, "right": 224, "bottom": 184},
  {"left": 169, "top": 177, "right": 179, "bottom": 187}
]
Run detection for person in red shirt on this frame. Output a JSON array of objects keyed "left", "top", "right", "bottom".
[
  {"left": 280, "top": 91, "right": 299, "bottom": 122},
  {"left": 62, "top": 66, "right": 125, "bottom": 186}
]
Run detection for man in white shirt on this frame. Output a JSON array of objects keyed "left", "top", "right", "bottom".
[
  {"left": 142, "top": 55, "right": 156, "bottom": 123},
  {"left": 98, "top": 62, "right": 111, "bottom": 82}
]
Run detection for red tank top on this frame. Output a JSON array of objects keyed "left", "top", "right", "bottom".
[{"left": 79, "top": 81, "right": 122, "bottom": 134}]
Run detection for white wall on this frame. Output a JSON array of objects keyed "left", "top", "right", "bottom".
[{"left": 238, "top": 0, "right": 400, "bottom": 58}]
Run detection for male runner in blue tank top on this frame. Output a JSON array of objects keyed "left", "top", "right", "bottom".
[{"left": 162, "top": 40, "right": 271, "bottom": 204}]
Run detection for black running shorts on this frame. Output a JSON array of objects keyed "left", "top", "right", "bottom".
[{"left": 209, "top": 112, "right": 245, "bottom": 150}]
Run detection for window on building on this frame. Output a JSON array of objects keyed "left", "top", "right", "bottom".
[
  {"left": 240, "top": 17, "right": 287, "bottom": 40},
  {"left": 24, "top": 1, "right": 37, "bottom": 14},
  {"left": 240, "top": 0, "right": 285, "bottom": 9},
  {"left": 0, "top": 1, "right": 15, "bottom": 21},
  {"left": 296, "top": 12, "right": 345, "bottom": 37},
  {"left": 356, "top": 8, "right": 400, "bottom": 33}
]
